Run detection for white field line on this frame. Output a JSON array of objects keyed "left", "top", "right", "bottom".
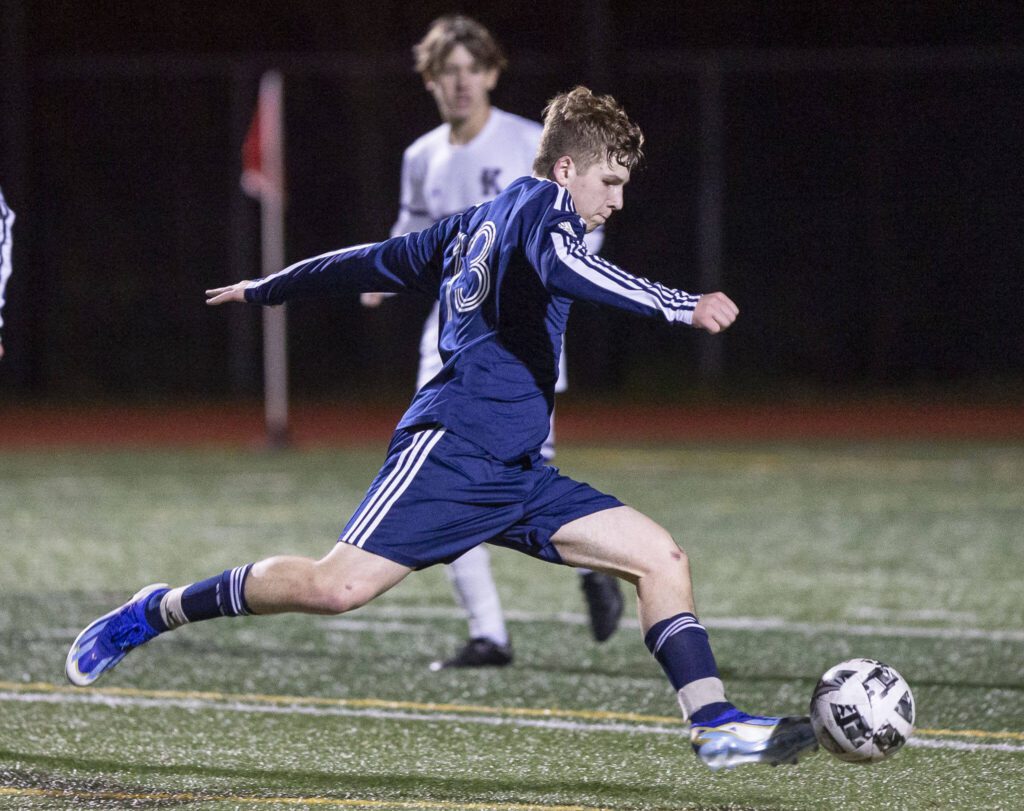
[
  {"left": 907, "top": 737, "right": 1024, "bottom": 753},
  {"left": 2, "top": 688, "right": 1022, "bottom": 755},
  {"left": 322, "top": 606, "right": 1024, "bottom": 643}
]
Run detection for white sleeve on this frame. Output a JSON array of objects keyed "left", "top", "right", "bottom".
[
  {"left": 390, "top": 150, "right": 435, "bottom": 238},
  {"left": 0, "top": 189, "right": 14, "bottom": 333}
]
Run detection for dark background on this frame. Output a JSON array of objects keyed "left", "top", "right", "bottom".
[{"left": 2, "top": 2, "right": 1022, "bottom": 406}]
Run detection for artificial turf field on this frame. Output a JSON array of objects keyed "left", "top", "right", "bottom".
[{"left": 1, "top": 441, "right": 1022, "bottom": 809}]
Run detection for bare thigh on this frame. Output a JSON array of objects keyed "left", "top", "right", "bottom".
[
  {"left": 551, "top": 505, "right": 695, "bottom": 628},
  {"left": 550, "top": 505, "right": 679, "bottom": 580}
]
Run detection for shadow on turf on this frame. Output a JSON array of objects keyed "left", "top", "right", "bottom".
[
  {"left": 0, "top": 766, "right": 189, "bottom": 808},
  {"left": 0, "top": 749, "right": 793, "bottom": 810}
]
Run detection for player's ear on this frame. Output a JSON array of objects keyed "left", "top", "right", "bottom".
[
  {"left": 484, "top": 68, "right": 499, "bottom": 92},
  {"left": 550, "top": 156, "right": 575, "bottom": 187}
]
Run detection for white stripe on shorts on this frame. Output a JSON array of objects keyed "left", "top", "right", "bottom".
[{"left": 342, "top": 428, "right": 446, "bottom": 549}]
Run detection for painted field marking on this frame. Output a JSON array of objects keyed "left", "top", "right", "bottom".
[
  {"left": 0, "top": 786, "right": 607, "bottom": 811},
  {"left": 0, "top": 680, "right": 675, "bottom": 726},
  {"left": 1, "top": 681, "right": 1021, "bottom": 753},
  {"left": 322, "top": 605, "right": 1024, "bottom": 643}
]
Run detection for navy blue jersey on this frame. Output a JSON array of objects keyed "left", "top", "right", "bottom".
[{"left": 246, "top": 176, "right": 699, "bottom": 461}]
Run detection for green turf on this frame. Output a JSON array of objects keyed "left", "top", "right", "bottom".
[{"left": 1, "top": 442, "right": 1022, "bottom": 810}]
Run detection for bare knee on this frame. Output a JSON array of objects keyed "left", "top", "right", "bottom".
[
  {"left": 296, "top": 542, "right": 412, "bottom": 614},
  {"left": 305, "top": 585, "right": 368, "bottom": 615},
  {"left": 246, "top": 547, "right": 410, "bottom": 616},
  {"left": 637, "top": 529, "right": 691, "bottom": 582},
  {"left": 306, "top": 567, "right": 377, "bottom": 614},
  {"left": 259, "top": 556, "right": 378, "bottom": 615}
]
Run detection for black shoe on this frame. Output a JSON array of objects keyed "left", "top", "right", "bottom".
[
  {"left": 580, "top": 572, "right": 624, "bottom": 642},
  {"left": 429, "top": 637, "right": 514, "bottom": 671}
]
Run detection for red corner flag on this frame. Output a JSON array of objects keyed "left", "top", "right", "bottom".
[{"left": 241, "top": 71, "right": 285, "bottom": 204}]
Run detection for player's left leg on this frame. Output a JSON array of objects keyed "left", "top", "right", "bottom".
[{"left": 550, "top": 506, "right": 817, "bottom": 771}]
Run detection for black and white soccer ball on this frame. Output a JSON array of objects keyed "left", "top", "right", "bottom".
[{"left": 809, "top": 658, "right": 915, "bottom": 763}]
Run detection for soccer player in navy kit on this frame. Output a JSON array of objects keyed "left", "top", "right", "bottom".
[
  {"left": 364, "top": 14, "right": 623, "bottom": 669},
  {"left": 67, "top": 87, "right": 817, "bottom": 771}
]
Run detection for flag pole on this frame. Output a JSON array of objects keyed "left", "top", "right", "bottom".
[{"left": 242, "top": 71, "right": 289, "bottom": 448}]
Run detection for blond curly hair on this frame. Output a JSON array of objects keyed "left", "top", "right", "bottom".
[{"left": 533, "top": 87, "right": 645, "bottom": 177}]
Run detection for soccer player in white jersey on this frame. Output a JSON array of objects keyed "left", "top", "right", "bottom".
[
  {"left": 364, "top": 15, "right": 623, "bottom": 669},
  {"left": 67, "top": 86, "right": 819, "bottom": 773},
  {"left": 0, "top": 185, "right": 14, "bottom": 360}
]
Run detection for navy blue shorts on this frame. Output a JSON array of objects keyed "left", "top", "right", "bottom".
[{"left": 339, "top": 426, "right": 622, "bottom": 569}]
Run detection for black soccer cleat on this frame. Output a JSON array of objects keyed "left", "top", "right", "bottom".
[
  {"left": 580, "top": 571, "right": 624, "bottom": 642},
  {"left": 429, "top": 637, "right": 514, "bottom": 671}
]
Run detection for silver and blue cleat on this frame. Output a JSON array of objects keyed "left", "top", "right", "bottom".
[
  {"left": 65, "top": 583, "right": 168, "bottom": 686},
  {"left": 690, "top": 709, "right": 818, "bottom": 771}
]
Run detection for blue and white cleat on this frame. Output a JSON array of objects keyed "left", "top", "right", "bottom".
[
  {"left": 65, "top": 583, "right": 168, "bottom": 686},
  {"left": 690, "top": 709, "right": 818, "bottom": 771}
]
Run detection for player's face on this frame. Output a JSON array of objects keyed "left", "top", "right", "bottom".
[
  {"left": 564, "top": 158, "right": 631, "bottom": 232},
  {"left": 425, "top": 44, "right": 498, "bottom": 126}
]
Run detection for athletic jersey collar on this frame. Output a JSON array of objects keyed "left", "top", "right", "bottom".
[{"left": 444, "top": 106, "right": 503, "bottom": 150}]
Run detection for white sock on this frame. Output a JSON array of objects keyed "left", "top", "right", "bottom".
[
  {"left": 160, "top": 586, "right": 189, "bottom": 630},
  {"left": 446, "top": 545, "right": 509, "bottom": 646},
  {"left": 678, "top": 677, "right": 728, "bottom": 723}
]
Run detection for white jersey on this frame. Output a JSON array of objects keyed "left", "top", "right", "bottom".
[
  {"left": 393, "top": 108, "right": 600, "bottom": 391},
  {"left": 0, "top": 186, "right": 14, "bottom": 336},
  {"left": 392, "top": 108, "right": 542, "bottom": 238}
]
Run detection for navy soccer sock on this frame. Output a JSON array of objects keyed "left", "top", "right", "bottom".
[
  {"left": 144, "top": 564, "right": 255, "bottom": 632},
  {"left": 644, "top": 612, "right": 735, "bottom": 723}
]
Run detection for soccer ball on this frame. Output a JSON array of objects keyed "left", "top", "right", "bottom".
[{"left": 809, "top": 658, "right": 915, "bottom": 763}]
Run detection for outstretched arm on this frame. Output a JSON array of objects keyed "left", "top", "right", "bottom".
[
  {"left": 206, "top": 217, "right": 458, "bottom": 309},
  {"left": 539, "top": 222, "right": 739, "bottom": 331}
]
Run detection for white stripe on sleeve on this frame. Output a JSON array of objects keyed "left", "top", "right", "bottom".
[{"left": 550, "top": 232, "right": 698, "bottom": 323}]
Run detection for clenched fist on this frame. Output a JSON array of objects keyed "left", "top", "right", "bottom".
[{"left": 692, "top": 292, "right": 738, "bottom": 334}]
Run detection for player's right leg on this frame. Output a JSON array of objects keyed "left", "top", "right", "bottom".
[
  {"left": 66, "top": 543, "right": 412, "bottom": 687},
  {"left": 550, "top": 506, "right": 817, "bottom": 771}
]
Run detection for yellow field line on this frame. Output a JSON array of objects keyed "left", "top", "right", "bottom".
[
  {"left": 0, "top": 680, "right": 675, "bottom": 725},
  {"left": 0, "top": 787, "right": 608, "bottom": 810},
  {"left": 911, "top": 727, "right": 1024, "bottom": 741},
  {"left": 2, "top": 679, "right": 1022, "bottom": 742}
]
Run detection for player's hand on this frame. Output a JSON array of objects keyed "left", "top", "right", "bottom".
[
  {"left": 692, "top": 292, "right": 738, "bottom": 334},
  {"left": 205, "top": 281, "right": 251, "bottom": 305},
  {"left": 360, "top": 292, "right": 388, "bottom": 308}
]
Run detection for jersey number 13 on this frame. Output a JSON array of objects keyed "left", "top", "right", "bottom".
[{"left": 448, "top": 221, "right": 496, "bottom": 314}]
